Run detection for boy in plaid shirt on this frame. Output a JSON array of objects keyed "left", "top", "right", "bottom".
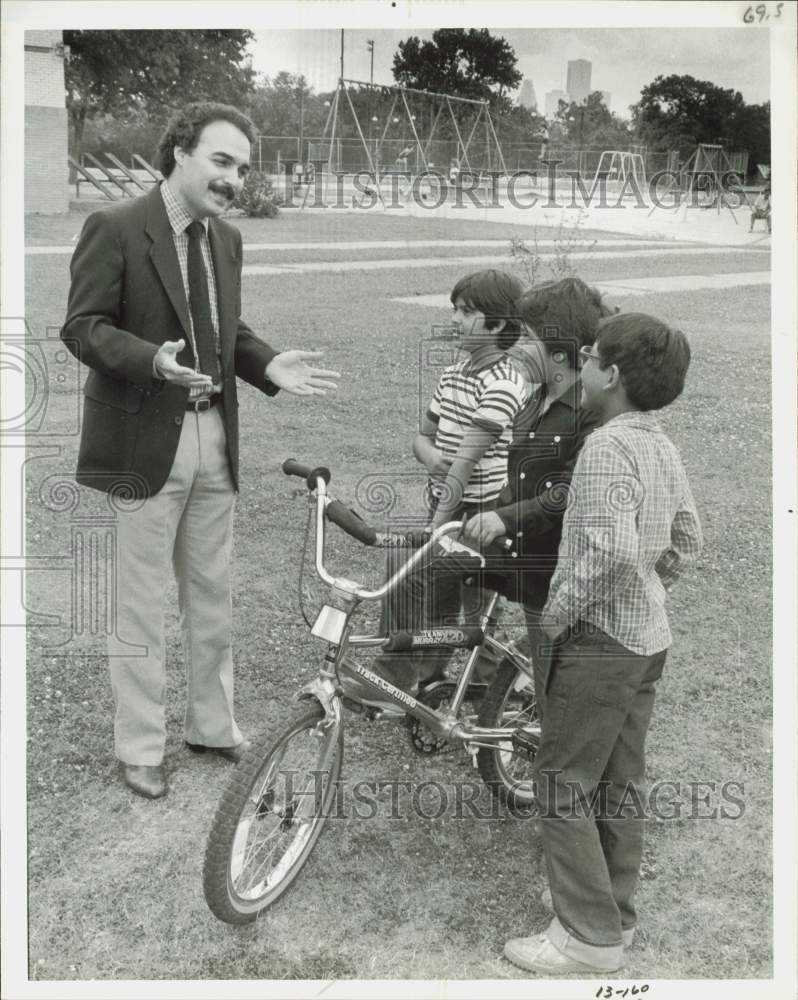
[{"left": 504, "top": 312, "right": 702, "bottom": 976}]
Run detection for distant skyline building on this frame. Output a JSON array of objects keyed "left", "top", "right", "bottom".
[
  {"left": 516, "top": 78, "right": 538, "bottom": 112},
  {"left": 566, "top": 59, "right": 592, "bottom": 104},
  {"left": 545, "top": 88, "right": 569, "bottom": 118},
  {"left": 601, "top": 90, "right": 612, "bottom": 108}
]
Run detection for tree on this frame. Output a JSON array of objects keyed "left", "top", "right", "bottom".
[
  {"left": 724, "top": 100, "right": 770, "bottom": 174},
  {"left": 392, "top": 29, "right": 522, "bottom": 107},
  {"left": 554, "top": 92, "right": 631, "bottom": 149},
  {"left": 631, "top": 74, "right": 770, "bottom": 175},
  {"left": 503, "top": 103, "right": 548, "bottom": 139},
  {"left": 246, "top": 72, "right": 328, "bottom": 138},
  {"left": 63, "top": 30, "right": 255, "bottom": 163},
  {"left": 631, "top": 74, "right": 745, "bottom": 155},
  {"left": 491, "top": 104, "right": 549, "bottom": 169}
]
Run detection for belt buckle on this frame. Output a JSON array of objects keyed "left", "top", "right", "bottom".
[{"left": 196, "top": 397, "right": 212, "bottom": 412}]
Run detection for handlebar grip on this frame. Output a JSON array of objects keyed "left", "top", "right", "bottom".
[
  {"left": 282, "top": 459, "right": 331, "bottom": 490},
  {"left": 325, "top": 500, "right": 377, "bottom": 547},
  {"left": 282, "top": 458, "right": 312, "bottom": 479},
  {"left": 391, "top": 530, "right": 514, "bottom": 552}
]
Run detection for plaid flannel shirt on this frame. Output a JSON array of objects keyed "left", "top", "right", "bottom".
[{"left": 543, "top": 411, "right": 702, "bottom": 654}]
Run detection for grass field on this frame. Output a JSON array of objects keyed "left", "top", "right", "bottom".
[{"left": 21, "top": 208, "right": 772, "bottom": 983}]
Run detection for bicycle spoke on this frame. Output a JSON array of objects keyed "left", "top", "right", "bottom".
[{"left": 226, "top": 730, "right": 338, "bottom": 901}]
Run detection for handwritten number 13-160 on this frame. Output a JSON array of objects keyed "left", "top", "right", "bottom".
[
  {"left": 743, "top": 3, "right": 783, "bottom": 22},
  {"left": 595, "top": 987, "right": 650, "bottom": 999}
]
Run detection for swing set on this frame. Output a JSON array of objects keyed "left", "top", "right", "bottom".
[
  {"left": 304, "top": 78, "right": 508, "bottom": 207},
  {"left": 590, "top": 150, "right": 648, "bottom": 198},
  {"left": 648, "top": 143, "right": 741, "bottom": 223}
]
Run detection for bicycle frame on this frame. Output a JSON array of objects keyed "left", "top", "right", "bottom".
[
  {"left": 202, "top": 465, "right": 543, "bottom": 924},
  {"left": 300, "top": 476, "right": 538, "bottom": 752}
]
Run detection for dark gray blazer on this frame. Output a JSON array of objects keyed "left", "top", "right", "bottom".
[{"left": 62, "top": 184, "right": 279, "bottom": 498}]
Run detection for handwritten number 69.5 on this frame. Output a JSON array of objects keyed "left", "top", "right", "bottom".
[{"left": 743, "top": 3, "right": 784, "bottom": 23}]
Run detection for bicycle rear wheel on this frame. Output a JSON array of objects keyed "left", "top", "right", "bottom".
[
  {"left": 203, "top": 701, "right": 343, "bottom": 924},
  {"left": 476, "top": 659, "right": 540, "bottom": 812}
]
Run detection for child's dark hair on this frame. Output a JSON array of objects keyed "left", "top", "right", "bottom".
[
  {"left": 515, "top": 276, "right": 615, "bottom": 369},
  {"left": 450, "top": 270, "right": 525, "bottom": 349},
  {"left": 596, "top": 312, "right": 691, "bottom": 411},
  {"left": 157, "top": 102, "right": 257, "bottom": 178}
]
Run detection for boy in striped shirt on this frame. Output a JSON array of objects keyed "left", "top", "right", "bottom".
[
  {"left": 348, "top": 270, "right": 530, "bottom": 702},
  {"left": 419, "top": 270, "right": 531, "bottom": 529}
]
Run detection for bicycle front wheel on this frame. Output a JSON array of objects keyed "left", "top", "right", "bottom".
[
  {"left": 476, "top": 659, "right": 540, "bottom": 812},
  {"left": 203, "top": 701, "right": 343, "bottom": 924}
]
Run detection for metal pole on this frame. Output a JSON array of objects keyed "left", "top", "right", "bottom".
[
  {"left": 298, "top": 82, "right": 304, "bottom": 166},
  {"left": 398, "top": 88, "right": 430, "bottom": 173},
  {"left": 340, "top": 29, "right": 344, "bottom": 82},
  {"left": 327, "top": 85, "right": 341, "bottom": 173},
  {"left": 367, "top": 40, "right": 374, "bottom": 164},
  {"left": 342, "top": 84, "right": 386, "bottom": 208}
]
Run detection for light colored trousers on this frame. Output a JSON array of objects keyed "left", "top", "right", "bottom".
[{"left": 108, "top": 407, "right": 241, "bottom": 764}]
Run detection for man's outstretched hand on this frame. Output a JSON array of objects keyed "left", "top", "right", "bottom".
[
  {"left": 265, "top": 351, "right": 341, "bottom": 396},
  {"left": 153, "top": 339, "right": 213, "bottom": 388}
]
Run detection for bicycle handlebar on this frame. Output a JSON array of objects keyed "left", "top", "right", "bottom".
[
  {"left": 282, "top": 458, "right": 331, "bottom": 490},
  {"left": 325, "top": 500, "right": 378, "bottom": 546},
  {"left": 283, "top": 457, "right": 513, "bottom": 550}
]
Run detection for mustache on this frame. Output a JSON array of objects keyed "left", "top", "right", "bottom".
[{"left": 209, "top": 183, "right": 236, "bottom": 200}]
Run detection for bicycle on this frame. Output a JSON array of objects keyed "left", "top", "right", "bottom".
[{"left": 202, "top": 460, "right": 542, "bottom": 925}]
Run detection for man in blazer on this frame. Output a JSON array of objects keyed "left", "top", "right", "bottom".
[{"left": 62, "top": 102, "right": 339, "bottom": 799}]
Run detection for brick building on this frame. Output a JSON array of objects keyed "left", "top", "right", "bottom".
[{"left": 25, "top": 29, "right": 69, "bottom": 214}]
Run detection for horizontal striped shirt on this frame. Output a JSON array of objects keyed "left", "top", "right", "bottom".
[
  {"left": 159, "top": 181, "right": 222, "bottom": 397},
  {"left": 428, "top": 356, "right": 529, "bottom": 504},
  {"left": 543, "top": 410, "right": 702, "bottom": 654}
]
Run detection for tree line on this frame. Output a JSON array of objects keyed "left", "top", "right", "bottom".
[{"left": 64, "top": 28, "right": 771, "bottom": 178}]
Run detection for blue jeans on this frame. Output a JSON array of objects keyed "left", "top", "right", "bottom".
[{"left": 532, "top": 624, "right": 667, "bottom": 957}]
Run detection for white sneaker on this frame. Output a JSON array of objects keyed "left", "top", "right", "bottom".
[
  {"left": 538, "top": 888, "right": 635, "bottom": 948},
  {"left": 504, "top": 932, "right": 623, "bottom": 975}
]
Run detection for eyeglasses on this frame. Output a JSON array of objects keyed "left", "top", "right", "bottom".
[{"left": 579, "top": 346, "right": 602, "bottom": 365}]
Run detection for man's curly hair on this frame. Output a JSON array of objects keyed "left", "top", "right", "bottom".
[{"left": 157, "top": 102, "right": 256, "bottom": 177}]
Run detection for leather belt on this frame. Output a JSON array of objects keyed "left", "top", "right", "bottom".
[{"left": 186, "top": 393, "right": 222, "bottom": 412}]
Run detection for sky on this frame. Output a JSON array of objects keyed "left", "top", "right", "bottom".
[{"left": 249, "top": 27, "right": 770, "bottom": 118}]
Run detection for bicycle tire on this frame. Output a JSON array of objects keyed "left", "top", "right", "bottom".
[
  {"left": 203, "top": 701, "right": 343, "bottom": 924},
  {"left": 476, "top": 659, "right": 540, "bottom": 812}
]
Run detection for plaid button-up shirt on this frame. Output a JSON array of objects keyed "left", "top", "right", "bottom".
[
  {"left": 160, "top": 181, "right": 222, "bottom": 396},
  {"left": 543, "top": 410, "right": 702, "bottom": 654}
]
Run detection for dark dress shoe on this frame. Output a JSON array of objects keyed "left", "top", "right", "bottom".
[
  {"left": 120, "top": 763, "right": 167, "bottom": 799},
  {"left": 185, "top": 739, "right": 251, "bottom": 764}
]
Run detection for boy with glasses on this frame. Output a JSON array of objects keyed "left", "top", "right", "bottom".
[{"left": 504, "top": 312, "right": 702, "bottom": 975}]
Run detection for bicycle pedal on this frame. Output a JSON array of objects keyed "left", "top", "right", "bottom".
[{"left": 511, "top": 727, "right": 541, "bottom": 759}]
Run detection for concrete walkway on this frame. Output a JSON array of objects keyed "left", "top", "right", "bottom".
[
  {"left": 240, "top": 244, "right": 767, "bottom": 277},
  {"left": 393, "top": 270, "right": 770, "bottom": 310},
  {"left": 401, "top": 197, "right": 771, "bottom": 249},
  {"left": 25, "top": 237, "right": 703, "bottom": 257}
]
